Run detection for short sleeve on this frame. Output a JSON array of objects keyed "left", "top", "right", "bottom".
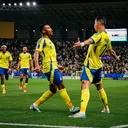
[
  {"left": 9, "top": 53, "right": 13, "bottom": 61},
  {"left": 90, "top": 33, "right": 102, "bottom": 44},
  {"left": 107, "top": 39, "right": 112, "bottom": 50},
  {"left": 29, "top": 54, "right": 32, "bottom": 61},
  {"left": 19, "top": 54, "right": 21, "bottom": 60},
  {"left": 36, "top": 38, "right": 46, "bottom": 52}
]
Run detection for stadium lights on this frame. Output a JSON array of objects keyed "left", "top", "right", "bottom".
[
  {"left": 32, "top": 2, "right": 36, "bottom": 6},
  {"left": 8, "top": 3, "right": 11, "bottom": 6},
  {"left": 19, "top": 2, "right": 23, "bottom": 6},
  {"left": 26, "top": 2, "right": 30, "bottom": 6},
  {"left": 14, "top": 3, "right": 17, "bottom": 6},
  {"left": 3, "top": 3, "right": 5, "bottom": 6},
  {"left": 2, "top": 2, "right": 37, "bottom": 7}
]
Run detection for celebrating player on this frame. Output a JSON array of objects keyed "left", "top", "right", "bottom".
[
  {"left": 17, "top": 46, "right": 34, "bottom": 92},
  {"left": 30, "top": 24, "right": 79, "bottom": 114},
  {"left": 0, "top": 45, "right": 12, "bottom": 94},
  {"left": 69, "top": 16, "right": 120, "bottom": 118}
]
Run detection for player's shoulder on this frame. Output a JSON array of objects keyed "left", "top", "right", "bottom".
[
  {"left": 26, "top": 52, "right": 31, "bottom": 56},
  {"left": 95, "top": 31, "right": 104, "bottom": 36},
  {"left": 6, "top": 51, "right": 12, "bottom": 55},
  {"left": 37, "top": 37, "right": 50, "bottom": 44},
  {"left": 19, "top": 52, "right": 23, "bottom": 56},
  {"left": 37, "top": 37, "right": 45, "bottom": 44}
]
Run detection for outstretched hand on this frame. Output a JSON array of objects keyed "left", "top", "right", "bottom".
[
  {"left": 35, "top": 65, "right": 41, "bottom": 73},
  {"left": 73, "top": 38, "right": 81, "bottom": 49},
  {"left": 58, "top": 65, "right": 65, "bottom": 73},
  {"left": 116, "top": 55, "right": 121, "bottom": 61}
]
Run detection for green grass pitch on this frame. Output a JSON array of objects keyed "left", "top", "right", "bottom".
[{"left": 0, "top": 78, "right": 128, "bottom": 128}]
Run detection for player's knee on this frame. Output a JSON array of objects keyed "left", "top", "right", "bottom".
[
  {"left": 82, "top": 80, "right": 86, "bottom": 85},
  {"left": 56, "top": 82, "right": 65, "bottom": 90},
  {"left": 1, "top": 76, "right": 4, "bottom": 84},
  {"left": 5, "top": 75, "right": 9, "bottom": 80},
  {"left": 81, "top": 80, "right": 91, "bottom": 89},
  {"left": 95, "top": 84, "right": 103, "bottom": 90},
  {"left": 20, "top": 78, "right": 23, "bottom": 81},
  {"left": 20, "top": 74, "right": 24, "bottom": 78},
  {"left": 49, "top": 85, "right": 57, "bottom": 94},
  {"left": 25, "top": 78, "right": 29, "bottom": 83}
]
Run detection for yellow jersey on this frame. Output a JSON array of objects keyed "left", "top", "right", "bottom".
[
  {"left": 0, "top": 51, "right": 12, "bottom": 68},
  {"left": 36, "top": 37, "right": 58, "bottom": 73},
  {"left": 84, "top": 30, "right": 112, "bottom": 69},
  {"left": 19, "top": 52, "right": 32, "bottom": 68}
]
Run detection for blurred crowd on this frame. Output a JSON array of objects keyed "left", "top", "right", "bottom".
[{"left": 0, "top": 39, "right": 128, "bottom": 75}]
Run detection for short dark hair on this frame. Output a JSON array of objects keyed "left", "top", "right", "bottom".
[
  {"left": 95, "top": 16, "right": 106, "bottom": 26},
  {"left": 40, "top": 24, "right": 45, "bottom": 33}
]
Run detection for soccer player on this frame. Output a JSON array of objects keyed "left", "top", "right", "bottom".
[
  {"left": 0, "top": 45, "right": 12, "bottom": 94},
  {"left": 17, "top": 46, "right": 34, "bottom": 92},
  {"left": 69, "top": 16, "right": 120, "bottom": 118},
  {"left": 30, "top": 24, "right": 79, "bottom": 114}
]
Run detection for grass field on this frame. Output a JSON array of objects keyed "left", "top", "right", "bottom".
[{"left": 0, "top": 78, "right": 128, "bottom": 128}]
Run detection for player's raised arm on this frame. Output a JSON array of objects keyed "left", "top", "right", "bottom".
[
  {"left": 107, "top": 49, "right": 120, "bottom": 61},
  {"left": 73, "top": 38, "right": 93, "bottom": 49},
  {"left": 34, "top": 50, "right": 41, "bottom": 72}
]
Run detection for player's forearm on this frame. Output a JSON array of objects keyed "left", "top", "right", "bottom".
[
  {"left": 17, "top": 61, "right": 20, "bottom": 68},
  {"left": 81, "top": 38, "right": 93, "bottom": 47},
  {"left": 109, "top": 49, "right": 118, "bottom": 60},
  {"left": 34, "top": 50, "right": 40, "bottom": 66},
  {"left": 9, "top": 61, "right": 12, "bottom": 69},
  {"left": 30, "top": 60, "right": 34, "bottom": 68}
]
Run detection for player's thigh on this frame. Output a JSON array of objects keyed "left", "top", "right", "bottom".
[
  {"left": 4, "top": 68, "right": 9, "bottom": 80},
  {"left": 0, "top": 68, "right": 5, "bottom": 76},
  {"left": 45, "top": 69, "right": 63, "bottom": 85},
  {"left": 24, "top": 68, "right": 30, "bottom": 76},
  {"left": 80, "top": 66, "right": 93, "bottom": 83},
  {"left": 4, "top": 68, "right": 8, "bottom": 75},
  {"left": 49, "top": 84, "right": 57, "bottom": 93},
  {"left": 93, "top": 68, "right": 102, "bottom": 84},
  {"left": 20, "top": 69, "right": 24, "bottom": 77}
]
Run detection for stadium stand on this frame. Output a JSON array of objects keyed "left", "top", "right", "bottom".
[{"left": 0, "top": 39, "right": 128, "bottom": 79}]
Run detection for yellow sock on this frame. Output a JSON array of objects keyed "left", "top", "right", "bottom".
[
  {"left": 59, "top": 88, "right": 73, "bottom": 109},
  {"left": 80, "top": 88, "right": 90, "bottom": 113},
  {"left": 35, "top": 90, "right": 54, "bottom": 106},
  {"left": 1, "top": 84, "right": 5, "bottom": 91},
  {"left": 98, "top": 88, "right": 108, "bottom": 108},
  {"left": 24, "top": 83, "right": 28, "bottom": 88}
]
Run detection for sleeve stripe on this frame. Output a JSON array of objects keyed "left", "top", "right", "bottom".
[{"left": 90, "top": 38, "right": 95, "bottom": 43}]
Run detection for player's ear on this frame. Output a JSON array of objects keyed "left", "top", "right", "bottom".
[{"left": 42, "top": 30, "right": 46, "bottom": 34}]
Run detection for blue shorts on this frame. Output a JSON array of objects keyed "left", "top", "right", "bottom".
[
  {"left": 20, "top": 68, "right": 30, "bottom": 76},
  {"left": 80, "top": 66, "right": 102, "bottom": 84},
  {"left": 45, "top": 69, "right": 63, "bottom": 85},
  {"left": 0, "top": 68, "right": 8, "bottom": 76}
]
